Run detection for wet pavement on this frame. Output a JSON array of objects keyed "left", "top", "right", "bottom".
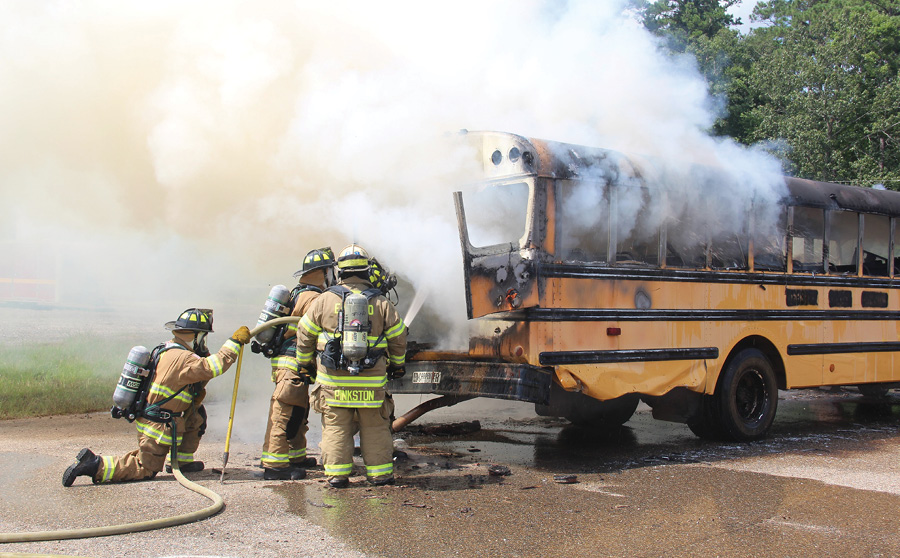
[
  {"left": 1, "top": 389, "right": 898, "bottom": 558},
  {"left": 286, "top": 389, "right": 900, "bottom": 558}
]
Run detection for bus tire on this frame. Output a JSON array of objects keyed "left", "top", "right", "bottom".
[
  {"left": 715, "top": 348, "right": 778, "bottom": 441},
  {"left": 687, "top": 398, "right": 728, "bottom": 440},
  {"left": 857, "top": 384, "right": 890, "bottom": 398},
  {"left": 565, "top": 393, "right": 640, "bottom": 427}
]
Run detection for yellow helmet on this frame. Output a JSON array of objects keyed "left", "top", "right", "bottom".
[{"left": 337, "top": 243, "right": 370, "bottom": 272}]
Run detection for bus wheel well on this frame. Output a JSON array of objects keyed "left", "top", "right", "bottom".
[{"left": 723, "top": 336, "right": 786, "bottom": 391}]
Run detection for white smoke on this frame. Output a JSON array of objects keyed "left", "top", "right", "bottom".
[{"left": 0, "top": 0, "right": 785, "bottom": 350}]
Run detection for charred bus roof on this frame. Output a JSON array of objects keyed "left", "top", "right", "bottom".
[{"left": 466, "top": 130, "right": 900, "bottom": 216}]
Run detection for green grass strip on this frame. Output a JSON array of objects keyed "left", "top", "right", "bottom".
[{"left": 0, "top": 336, "right": 133, "bottom": 419}]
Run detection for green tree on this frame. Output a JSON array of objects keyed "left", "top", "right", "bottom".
[
  {"left": 745, "top": 0, "right": 900, "bottom": 185},
  {"left": 637, "top": 0, "right": 755, "bottom": 139}
]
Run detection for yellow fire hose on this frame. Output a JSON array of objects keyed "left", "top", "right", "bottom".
[{"left": 0, "top": 317, "right": 301, "bottom": 547}]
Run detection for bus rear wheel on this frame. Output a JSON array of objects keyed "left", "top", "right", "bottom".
[
  {"left": 714, "top": 348, "right": 778, "bottom": 441},
  {"left": 564, "top": 393, "right": 640, "bottom": 427}
]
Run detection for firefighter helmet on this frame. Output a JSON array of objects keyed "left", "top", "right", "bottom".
[
  {"left": 164, "top": 308, "right": 214, "bottom": 332},
  {"left": 367, "top": 257, "right": 397, "bottom": 293},
  {"left": 337, "top": 244, "right": 370, "bottom": 272},
  {"left": 293, "top": 247, "right": 335, "bottom": 278}
]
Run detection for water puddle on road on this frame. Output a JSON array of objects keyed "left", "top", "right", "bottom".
[{"left": 272, "top": 391, "right": 900, "bottom": 557}]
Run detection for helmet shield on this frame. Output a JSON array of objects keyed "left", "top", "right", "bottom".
[
  {"left": 293, "top": 247, "right": 336, "bottom": 278},
  {"left": 165, "top": 308, "right": 214, "bottom": 333},
  {"left": 337, "top": 243, "right": 370, "bottom": 272}
]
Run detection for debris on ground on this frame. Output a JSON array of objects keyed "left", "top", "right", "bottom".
[
  {"left": 488, "top": 465, "right": 511, "bottom": 476},
  {"left": 553, "top": 474, "right": 578, "bottom": 484},
  {"left": 406, "top": 420, "right": 482, "bottom": 436}
]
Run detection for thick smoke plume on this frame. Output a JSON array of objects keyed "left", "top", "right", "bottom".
[{"left": 1, "top": 1, "right": 785, "bottom": 351}]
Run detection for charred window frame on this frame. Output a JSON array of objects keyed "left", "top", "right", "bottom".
[
  {"left": 827, "top": 210, "right": 859, "bottom": 275},
  {"left": 751, "top": 204, "right": 787, "bottom": 272},
  {"left": 862, "top": 214, "right": 890, "bottom": 277},
  {"left": 790, "top": 206, "right": 825, "bottom": 273},
  {"left": 892, "top": 218, "right": 900, "bottom": 278},
  {"left": 555, "top": 178, "right": 610, "bottom": 263},
  {"left": 707, "top": 201, "right": 750, "bottom": 271},
  {"left": 612, "top": 185, "right": 660, "bottom": 267}
]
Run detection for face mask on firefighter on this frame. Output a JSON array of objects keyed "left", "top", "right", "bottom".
[{"left": 193, "top": 331, "right": 209, "bottom": 355}]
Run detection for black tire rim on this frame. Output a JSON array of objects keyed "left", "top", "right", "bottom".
[{"left": 735, "top": 368, "right": 768, "bottom": 424}]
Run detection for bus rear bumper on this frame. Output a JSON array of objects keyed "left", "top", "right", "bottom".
[{"left": 387, "top": 360, "right": 552, "bottom": 405}]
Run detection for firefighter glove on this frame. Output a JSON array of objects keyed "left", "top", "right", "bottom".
[
  {"left": 231, "top": 326, "right": 252, "bottom": 345},
  {"left": 299, "top": 363, "right": 316, "bottom": 384},
  {"left": 387, "top": 365, "right": 405, "bottom": 380}
]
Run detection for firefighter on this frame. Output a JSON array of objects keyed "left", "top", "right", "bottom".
[
  {"left": 62, "top": 308, "right": 251, "bottom": 486},
  {"left": 296, "top": 244, "right": 407, "bottom": 488},
  {"left": 259, "top": 247, "right": 335, "bottom": 480}
]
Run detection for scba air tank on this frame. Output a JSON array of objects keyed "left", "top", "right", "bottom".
[
  {"left": 255, "top": 284, "right": 291, "bottom": 344},
  {"left": 342, "top": 292, "right": 369, "bottom": 374},
  {"left": 113, "top": 345, "right": 152, "bottom": 410}
]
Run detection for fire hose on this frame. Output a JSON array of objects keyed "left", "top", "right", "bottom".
[{"left": 0, "top": 318, "right": 300, "bottom": 547}]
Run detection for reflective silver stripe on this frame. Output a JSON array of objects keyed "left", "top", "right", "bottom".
[{"left": 100, "top": 455, "right": 116, "bottom": 482}]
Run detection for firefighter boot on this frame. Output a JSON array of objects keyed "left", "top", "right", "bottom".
[
  {"left": 62, "top": 448, "right": 101, "bottom": 487},
  {"left": 166, "top": 461, "right": 205, "bottom": 474},
  {"left": 370, "top": 475, "right": 395, "bottom": 486},
  {"left": 291, "top": 457, "right": 317, "bottom": 468},
  {"left": 263, "top": 465, "right": 306, "bottom": 480},
  {"left": 328, "top": 476, "right": 350, "bottom": 488}
]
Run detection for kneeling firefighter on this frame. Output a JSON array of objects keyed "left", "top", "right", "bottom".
[
  {"left": 296, "top": 244, "right": 407, "bottom": 488},
  {"left": 63, "top": 309, "right": 251, "bottom": 486},
  {"left": 253, "top": 247, "right": 334, "bottom": 480}
]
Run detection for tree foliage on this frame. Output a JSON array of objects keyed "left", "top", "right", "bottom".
[{"left": 637, "top": 0, "right": 900, "bottom": 187}]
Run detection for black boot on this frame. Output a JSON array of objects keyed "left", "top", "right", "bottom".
[
  {"left": 328, "top": 476, "right": 349, "bottom": 488},
  {"left": 369, "top": 475, "right": 395, "bottom": 486},
  {"left": 166, "top": 461, "right": 205, "bottom": 474},
  {"left": 263, "top": 465, "right": 306, "bottom": 480},
  {"left": 62, "top": 448, "right": 101, "bottom": 487},
  {"left": 291, "top": 457, "right": 317, "bottom": 468}
]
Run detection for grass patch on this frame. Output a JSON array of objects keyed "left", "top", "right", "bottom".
[{"left": 0, "top": 336, "right": 135, "bottom": 419}]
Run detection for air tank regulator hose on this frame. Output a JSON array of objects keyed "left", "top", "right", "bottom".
[{"left": 0, "top": 316, "right": 301, "bottom": 548}]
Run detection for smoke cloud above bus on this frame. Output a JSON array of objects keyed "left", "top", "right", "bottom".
[{"left": 0, "top": 1, "right": 785, "bottom": 347}]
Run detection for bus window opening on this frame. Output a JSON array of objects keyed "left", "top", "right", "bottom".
[
  {"left": 828, "top": 210, "right": 859, "bottom": 274},
  {"left": 792, "top": 206, "right": 825, "bottom": 272},
  {"left": 862, "top": 214, "right": 890, "bottom": 276},
  {"left": 463, "top": 181, "right": 530, "bottom": 248},
  {"left": 557, "top": 179, "right": 609, "bottom": 263}
]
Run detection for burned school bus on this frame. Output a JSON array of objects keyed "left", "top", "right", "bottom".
[{"left": 389, "top": 130, "right": 900, "bottom": 441}]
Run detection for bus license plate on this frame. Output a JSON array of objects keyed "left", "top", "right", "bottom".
[{"left": 412, "top": 371, "right": 441, "bottom": 384}]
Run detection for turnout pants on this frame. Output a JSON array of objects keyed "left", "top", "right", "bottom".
[
  {"left": 94, "top": 417, "right": 184, "bottom": 483},
  {"left": 315, "top": 391, "right": 394, "bottom": 480},
  {"left": 262, "top": 368, "right": 310, "bottom": 469},
  {"left": 173, "top": 404, "right": 207, "bottom": 465}
]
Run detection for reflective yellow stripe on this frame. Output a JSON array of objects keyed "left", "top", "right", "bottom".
[
  {"left": 224, "top": 339, "right": 241, "bottom": 355},
  {"left": 385, "top": 320, "right": 405, "bottom": 339},
  {"left": 316, "top": 371, "right": 386, "bottom": 388},
  {"left": 100, "top": 455, "right": 116, "bottom": 483},
  {"left": 366, "top": 335, "right": 388, "bottom": 347},
  {"left": 205, "top": 353, "right": 224, "bottom": 377},
  {"left": 271, "top": 355, "right": 298, "bottom": 372},
  {"left": 136, "top": 420, "right": 181, "bottom": 446},
  {"left": 149, "top": 384, "right": 193, "bottom": 405},
  {"left": 176, "top": 452, "right": 194, "bottom": 462},
  {"left": 366, "top": 463, "right": 393, "bottom": 476},
  {"left": 300, "top": 315, "right": 322, "bottom": 335},
  {"left": 325, "top": 463, "right": 353, "bottom": 476},
  {"left": 296, "top": 350, "right": 315, "bottom": 365},
  {"left": 288, "top": 448, "right": 307, "bottom": 460},
  {"left": 389, "top": 353, "right": 405, "bottom": 365},
  {"left": 326, "top": 398, "right": 384, "bottom": 408},
  {"left": 262, "top": 451, "right": 290, "bottom": 465}
]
